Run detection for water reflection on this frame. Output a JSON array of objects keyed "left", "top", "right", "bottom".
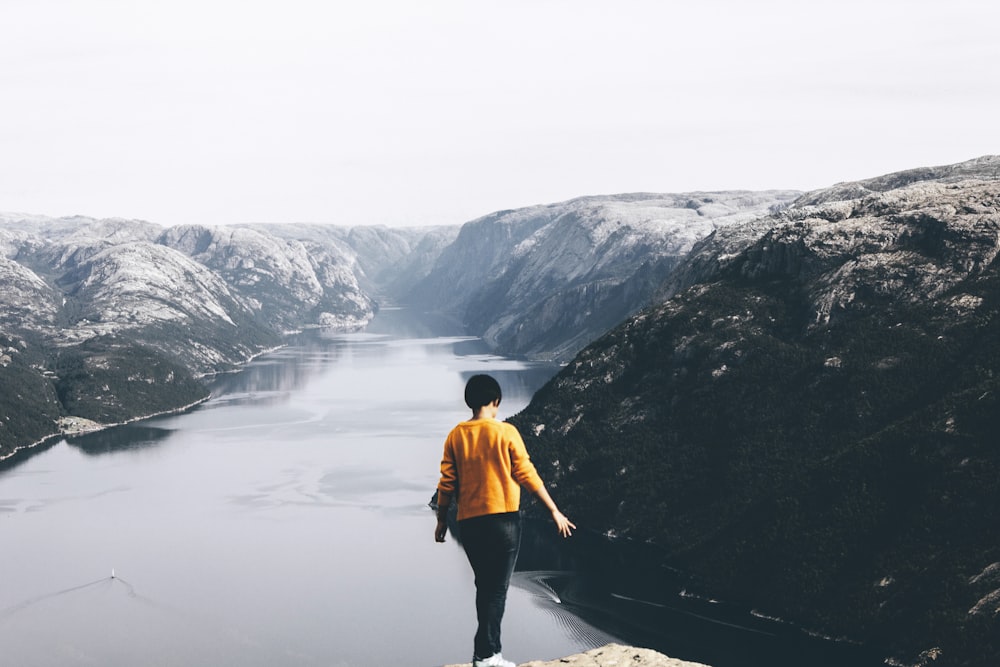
[
  {"left": 205, "top": 339, "right": 345, "bottom": 405},
  {"left": 67, "top": 424, "right": 174, "bottom": 456},
  {"left": 363, "top": 306, "right": 465, "bottom": 339}
]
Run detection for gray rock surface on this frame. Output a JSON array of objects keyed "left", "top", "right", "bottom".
[
  {"left": 443, "top": 643, "right": 710, "bottom": 667},
  {"left": 409, "top": 191, "right": 800, "bottom": 361},
  {"left": 511, "top": 156, "right": 1000, "bottom": 667}
]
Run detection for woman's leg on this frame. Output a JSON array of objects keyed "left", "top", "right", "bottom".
[{"left": 460, "top": 512, "right": 522, "bottom": 660}]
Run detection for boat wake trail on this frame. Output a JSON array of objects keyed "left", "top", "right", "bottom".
[
  {"left": 1, "top": 571, "right": 199, "bottom": 624},
  {"left": 0, "top": 570, "right": 293, "bottom": 666},
  {"left": 0, "top": 577, "right": 112, "bottom": 619},
  {"left": 513, "top": 571, "right": 621, "bottom": 649}
]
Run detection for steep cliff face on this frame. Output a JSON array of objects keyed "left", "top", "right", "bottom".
[
  {"left": 511, "top": 158, "right": 1000, "bottom": 666},
  {"left": 409, "top": 192, "right": 800, "bottom": 361}
]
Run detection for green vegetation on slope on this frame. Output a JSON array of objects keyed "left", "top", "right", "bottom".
[
  {"left": 52, "top": 337, "right": 209, "bottom": 424},
  {"left": 0, "top": 331, "right": 62, "bottom": 456}
]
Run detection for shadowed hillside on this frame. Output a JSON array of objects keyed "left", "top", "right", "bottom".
[{"left": 512, "top": 158, "right": 1000, "bottom": 667}]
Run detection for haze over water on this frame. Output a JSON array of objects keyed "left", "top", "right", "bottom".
[{"left": 0, "top": 308, "right": 611, "bottom": 667}]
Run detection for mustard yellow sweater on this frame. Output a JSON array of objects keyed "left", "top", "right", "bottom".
[{"left": 436, "top": 418, "right": 544, "bottom": 521}]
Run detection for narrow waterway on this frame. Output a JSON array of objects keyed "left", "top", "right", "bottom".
[
  {"left": 0, "top": 308, "right": 618, "bottom": 666},
  {"left": 0, "top": 307, "right": 887, "bottom": 667}
]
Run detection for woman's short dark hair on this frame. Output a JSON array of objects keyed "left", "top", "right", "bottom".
[{"left": 464, "top": 374, "right": 502, "bottom": 410}]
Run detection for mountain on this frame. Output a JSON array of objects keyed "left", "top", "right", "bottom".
[
  {"left": 407, "top": 191, "right": 801, "bottom": 361},
  {"left": 249, "top": 222, "right": 461, "bottom": 302},
  {"left": 0, "top": 216, "right": 451, "bottom": 460},
  {"left": 157, "top": 224, "right": 373, "bottom": 332},
  {"left": 1, "top": 193, "right": 803, "bottom": 457},
  {"left": 510, "top": 157, "right": 1000, "bottom": 667},
  {"left": 3, "top": 157, "right": 998, "bottom": 663}
]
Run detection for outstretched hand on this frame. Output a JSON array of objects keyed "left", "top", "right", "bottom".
[{"left": 551, "top": 510, "right": 576, "bottom": 538}]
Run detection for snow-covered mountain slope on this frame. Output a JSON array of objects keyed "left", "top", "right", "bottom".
[
  {"left": 158, "top": 224, "right": 373, "bottom": 331},
  {"left": 256, "top": 223, "right": 460, "bottom": 302},
  {"left": 0, "top": 254, "right": 60, "bottom": 332},
  {"left": 0, "top": 215, "right": 448, "bottom": 457},
  {"left": 408, "top": 191, "right": 801, "bottom": 361}
]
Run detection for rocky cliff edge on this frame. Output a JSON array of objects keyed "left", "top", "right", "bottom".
[{"left": 444, "top": 643, "right": 711, "bottom": 667}]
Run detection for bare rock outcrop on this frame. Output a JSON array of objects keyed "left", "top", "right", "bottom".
[
  {"left": 444, "top": 643, "right": 711, "bottom": 667},
  {"left": 512, "top": 158, "right": 1000, "bottom": 667}
]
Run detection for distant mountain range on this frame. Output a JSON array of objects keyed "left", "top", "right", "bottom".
[
  {"left": 407, "top": 190, "right": 800, "bottom": 361},
  {"left": 0, "top": 190, "right": 794, "bottom": 458},
  {"left": 2, "top": 156, "right": 998, "bottom": 666},
  {"left": 0, "top": 217, "right": 456, "bottom": 458}
]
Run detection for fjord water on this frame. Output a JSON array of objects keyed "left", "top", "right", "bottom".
[
  {"left": 0, "top": 308, "right": 614, "bottom": 667},
  {"left": 0, "top": 308, "right": 886, "bottom": 667}
]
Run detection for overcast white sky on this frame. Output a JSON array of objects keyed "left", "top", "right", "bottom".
[{"left": 1, "top": 0, "right": 997, "bottom": 227}]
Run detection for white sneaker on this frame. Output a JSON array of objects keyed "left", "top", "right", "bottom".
[{"left": 472, "top": 653, "right": 515, "bottom": 667}]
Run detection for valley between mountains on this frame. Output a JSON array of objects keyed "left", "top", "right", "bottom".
[{"left": 2, "top": 156, "right": 999, "bottom": 666}]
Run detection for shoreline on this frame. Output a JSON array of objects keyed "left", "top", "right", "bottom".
[
  {"left": 0, "top": 322, "right": 374, "bottom": 466},
  {"left": 0, "top": 339, "right": 296, "bottom": 467},
  {"left": 0, "top": 395, "right": 212, "bottom": 466},
  {"left": 193, "top": 342, "right": 289, "bottom": 379}
]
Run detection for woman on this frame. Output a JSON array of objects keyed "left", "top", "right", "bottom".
[{"left": 435, "top": 374, "right": 575, "bottom": 667}]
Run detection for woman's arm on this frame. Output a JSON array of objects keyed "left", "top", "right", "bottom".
[{"left": 532, "top": 485, "right": 575, "bottom": 538}]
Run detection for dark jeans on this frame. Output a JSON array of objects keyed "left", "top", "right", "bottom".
[{"left": 459, "top": 511, "right": 522, "bottom": 660}]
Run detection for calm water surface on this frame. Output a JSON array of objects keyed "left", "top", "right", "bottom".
[
  {"left": 0, "top": 308, "right": 612, "bottom": 667},
  {"left": 0, "top": 308, "right": 888, "bottom": 667}
]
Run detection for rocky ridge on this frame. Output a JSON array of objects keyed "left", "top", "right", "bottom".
[
  {"left": 511, "top": 156, "right": 1000, "bottom": 667},
  {"left": 408, "top": 191, "right": 800, "bottom": 361}
]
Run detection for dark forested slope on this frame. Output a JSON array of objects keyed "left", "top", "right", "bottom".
[{"left": 511, "top": 162, "right": 1000, "bottom": 667}]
